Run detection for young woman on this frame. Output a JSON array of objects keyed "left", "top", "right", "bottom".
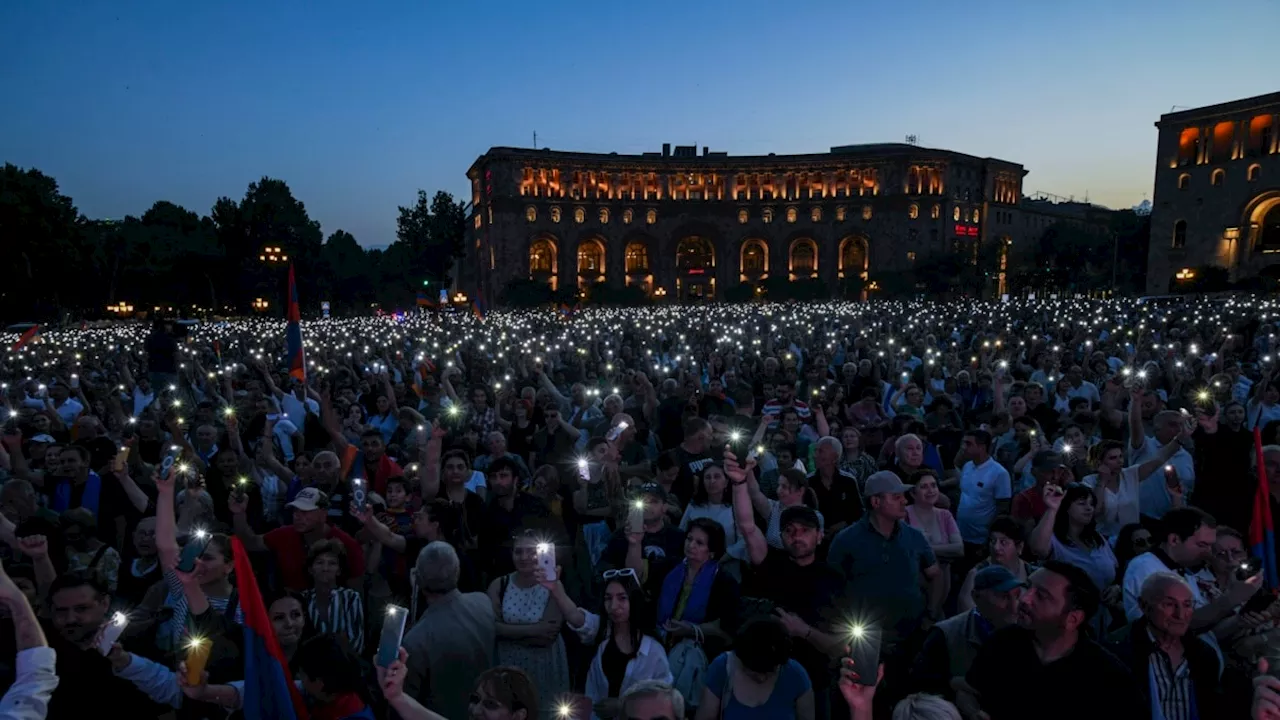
[
  {"left": 680, "top": 465, "right": 746, "bottom": 569},
  {"left": 540, "top": 567, "right": 671, "bottom": 719},
  {"left": 956, "top": 517, "right": 1035, "bottom": 614},
  {"left": 905, "top": 470, "right": 963, "bottom": 600},
  {"left": 1080, "top": 436, "right": 1184, "bottom": 539},
  {"left": 696, "top": 616, "right": 814, "bottom": 720},
  {"left": 266, "top": 589, "right": 315, "bottom": 668},
  {"left": 302, "top": 538, "right": 365, "bottom": 654},
  {"left": 657, "top": 518, "right": 738, "bottom": 652},
  {"left": 489, "top": 531, "right": 571, "bottom": 709},
  {"left": 1029, "top": 483, "right": 1118, "bottom": 593}
]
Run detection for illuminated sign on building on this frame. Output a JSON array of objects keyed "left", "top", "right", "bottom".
[{"left": 954, "top": 224, "right": 980, "bottom": 238}]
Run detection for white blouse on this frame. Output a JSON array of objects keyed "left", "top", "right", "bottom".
[{"left": 568, "top": 610, "right": 673, "bottom": 720}]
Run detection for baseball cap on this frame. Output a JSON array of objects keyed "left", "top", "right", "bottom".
[
  {"left": 973, "top": 565, "right": 1027, "bottom": 593},
  {"left": 287, "top": 487, "right": 330, "bottom": 512},
  {"left": 29, "top": 434, "right": 55, "bottom": 444},
  {"left": 780, "top": 505, "right": 821, "bottom": 530},
  {"left": 1031, "top": 451, "right": 1066, "bottom": 473},
  {"left": 637, "top": 482, "right": 668, "bottom": 503},
  {"left": 863, "top": 470, "right": 912, "bottom": 496}
]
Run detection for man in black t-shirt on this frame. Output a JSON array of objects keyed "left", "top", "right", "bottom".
[
  {"left": 671, "top": 417, "right": 715, "bottom": 504},
  {"left": 728, "top": 452, "right": 846, "bottom": 720},
  {"left": 599, "top": 483, "right": 685, "bottom": 598}
]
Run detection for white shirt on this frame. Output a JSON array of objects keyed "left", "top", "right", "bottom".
[
  {"left": 568, "top": 611, "right": 672, "bottom": 720},
  {"left": 1081, "top": 466, "right": 1141, "bottom": 539},
  {"left": 50, "top": 398, "right": 83, "bottom": 424},
  {"left": 1130, "top": 437, "right": 1194, "bottom": 520},
  {"left": 956, "top": 458, "right": 1012, "bottom": 544},
  {"left": 1067, "top": 380, "right": 1101, "bottom": 406},
  {"left": 0, "top": 647, "right": 58, "bottom": 720},
  {"left": 129, "top": 387, "right": 156, "bottom": 417},
  {"left": 280, "top": 393, "right": 319, "bottom": 431},
  {"left": 1123, "top": 552, "right": 1207, "bottom": 622}
]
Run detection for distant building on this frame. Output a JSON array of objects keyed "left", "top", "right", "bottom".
[
  {"left": 461, "top": 143, "right": 1026, "bottom": 303},
  {"left": 1147, "top": 91, "right": 1280, "bottom": 293}
]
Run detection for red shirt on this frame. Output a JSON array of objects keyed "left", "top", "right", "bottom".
[
  {"left": 1011, "top": 486, "right": 1047, "bottom": 526},
  {"left": 263, "top": 524, "right": 366, "bottom": 591}
]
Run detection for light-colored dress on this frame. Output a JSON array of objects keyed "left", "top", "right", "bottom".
[{"left": 495, "top": 575, "right": 571, "bottom": 709}]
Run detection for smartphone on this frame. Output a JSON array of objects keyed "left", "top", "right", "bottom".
[
  {"left": 628, "top": 499, "right": 646, "bottom": 535},
  {"left": 177, "top": 530, "right": 211, "bottom": 573},
  {"left": 846, "top": 624, "right": 882, "bottom": 686},
  {"left": 746, "top": 443, "right": 764, "bottom": 464},
  {"left": 1238, "top": 556, "right": 1264, "bottom": 582},
  {"left": 160, "top": 454, "right": 176, "bottom": 476},
  {"left": 605, "top": 421, "right": 628, "bottom": 443},
  {"left": 70, "top": 374, "right": 79, "bottom": 389},
  {"left": 97, "top": 611, "right": 129, "bottom": 655},
  {"left": 233, "top": 477, "right": 249, "bottom": 502},
  {"left": 112, "top": 446, "right": 129, "bottom": 473},
  {"left": 375, "top": 605, "right": 408, "bottom": 668},
  {"left": 1164, "top": 465, "right": 1180, "bottom": 491},
  {"left": 577, "top": 458, "right": 593, "bottom": 484},
  {"left": 536, "top": 542, "right": 557, "bottom": 582},
  {"left": 352, "top": 478, "right": 367, "bottom": 508}
]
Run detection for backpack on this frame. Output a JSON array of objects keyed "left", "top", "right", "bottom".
[{"left": 667, "top": 625, "right": 708, "bottom": 711}]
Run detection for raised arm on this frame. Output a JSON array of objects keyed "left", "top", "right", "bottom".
[{"left": 726, "top": 451, "right": 768, "bottom": 566}]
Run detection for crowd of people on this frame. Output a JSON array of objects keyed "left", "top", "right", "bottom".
[{"left": 5, "top": 297, "right": 1280, "bottom": 719}]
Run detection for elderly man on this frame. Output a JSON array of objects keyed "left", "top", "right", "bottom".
[
  {"left": 808, "top": 435, "right": 864, "bottom": 534},
  {"left": 401, "top": 541, "right": 494, "bottom": 720},
  {"left": 621, "top": 681, "right": 685, "bottom": 720},
  {"left": 1109, "top": 572, "right": 1223, "bottom": 719},
  {"left": 472, "top": 431, "right": 531, "bottom": 482},
  {"left": 1130, "top": 408, "right": 1195, "bottom": 520},
  {"left": 911, "top": 565, "right": 1024, "bottom": 699}
]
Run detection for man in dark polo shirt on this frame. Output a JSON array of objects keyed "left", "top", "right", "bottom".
[
  {"left": 961, "top": 561, "right": 1141, "bottom": 720},
  {"left": 727, "top": 450, "right": 845, "bottom": 720},
  {"left": 808, "top": 436, "right": 864, "bottom": 536}
]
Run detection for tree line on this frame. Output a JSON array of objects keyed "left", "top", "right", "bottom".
[{"left": 0, "top": 163, "right": 467, "bottom": 322}]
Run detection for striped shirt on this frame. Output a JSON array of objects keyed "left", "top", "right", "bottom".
[
  {"left": 158, "top": 570, "right": 243, "bottom": 652},
  {"left": 303, "top": 587, "right": 365, "bottom": 654},
  {"left": 1147, "top": 630, "right": 1194, "bottom": 720}
]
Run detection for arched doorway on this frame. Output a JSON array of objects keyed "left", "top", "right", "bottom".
[
  {"left": 838, "top": 235, "right": 868, "bottom": 279},
  {"left": 789, "top": 238, "right": 818, "bottom": 280},
  {"left": 624, "top": 239, "right": 652, "bottom": 294},
  {"left": 529, "top": 235, "right": 558, "bottom": 290},
  {"left": 576, "top": 237, "right": 606, "bottom": 298},
  {"left": 740, "top": 239, "right": 769, "bottom": 282},
  {"left": 676, "top": 236, "right": 715, "bottom": 301}
]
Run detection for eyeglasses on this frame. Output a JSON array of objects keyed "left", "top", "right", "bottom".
[{"left": 602, "top": 568, "right": 638, "bottom": 581}]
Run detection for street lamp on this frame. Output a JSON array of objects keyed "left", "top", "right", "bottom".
[
  {"left": 260, "top": 246, "right": 288, "bottom": 264},
  {"left": 252, "top": 298, "right": 270, "bottom": 311},
  {"left": 1175, "top": 268, "right": 1196, "bottom": 282}
]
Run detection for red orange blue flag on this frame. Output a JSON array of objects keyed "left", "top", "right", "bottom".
[
  {"left": 285, "top": 264, "right": 306, "bottom": 383},
  {"left": 1251, "top": 426, "right": 1278, "bottom": 589}
]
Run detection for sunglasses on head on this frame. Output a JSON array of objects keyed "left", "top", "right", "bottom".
[{"left": 602, "top": 568, "right": 639, "bottom": 582}]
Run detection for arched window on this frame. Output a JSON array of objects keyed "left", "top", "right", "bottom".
[
  {"left": 790, "top": 239, "right": 817, "bottom": 274},
  {"left": 836, "top": 206, "right": 847, "bottom": 222},
  {"left": 862, "top": 205, "right": 873, "bottom": 221},
  {"left": 1178, "top": 174, "right": 1190, "bottom": 190},
  {"left": 953, "top": 207, "right": 961, "bottom": 222},
  {"left": 1249, "top": 165, "right": 1262, "bottom": 182},
  {"left": 741, "top": 240, "right": 768, "bottom": 274},
  {"left": 577, "top": 239, "right": 605, "bottom": 274},
  {"left": 1211, "top": 169, "right": 1225, "bottom": 187},
  {"left": 971, "top": 209, "right": 980, "bottom": 223},
  {"left": 908, "top": 204, "right": 919, "bottom": 219},
  {"left": 1172, "top": 220, "right": 1187, "bottom": 249},
  {"left": 530, "top": 238, "right": 557, "bottom": 274},
  {"left": 645, "top": 209, "right": 657, "bottom": 225},
  {"left": 550, "top": 207, "right": 562, "bottom": 223},
  {"left": 623, "top": 209, "right": 634, "bottom": 224},
  {"left": 574, "top": 207, "right": 586, "bottom": 224},
  {"left": 839, "top": 236, "right": 868, "bottom": 277},
  {"left": 599, "top": 208, "right": 610, "bottom": 224},
  {"left": 786, "top": 207, "right": 798, "bottom": 223},
  {"left": 762, "top": 208, "right": 774, "bottom": 223},
  {"left": 738, "top": 209, "right": 749, "bottom": 224},
  {"left": 625, "top": 242, "right": 649, "bottom": 274},
  {"left": 811, "top": 207, "right": 822, "bottom": 222},
  {"left": 525, "top": 206, "right": 537, "bottom": 223},
  {"left": 931, "top": 204, "right": 940, "bottom": 219},
  {"left": 676, "top": 236, "right": 714, "bottom": 272}
]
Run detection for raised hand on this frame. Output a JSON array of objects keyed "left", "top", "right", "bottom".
[
  {"left": 836, "top": 657, "right": 883, "bottom": 714},
  {"left": 377, "top": 647, "right": 410, "bottom": 701},
  {"left": 1042, "top": 482, "right": 1065, "bottom": 511},
  {"left": 15, "top": 535, "right": 48, "bottom": 561}
]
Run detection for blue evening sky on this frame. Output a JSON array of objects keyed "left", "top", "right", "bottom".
[{"left": 1, "top": 0, "right": 1276, "bottom": 247}]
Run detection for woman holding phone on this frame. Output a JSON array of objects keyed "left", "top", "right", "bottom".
[
  {"left": 537, "top": 565, "right": 671, "bottom": 719},
  {"left": 489, "top": 530, "right": 570, "bottom": 712}
]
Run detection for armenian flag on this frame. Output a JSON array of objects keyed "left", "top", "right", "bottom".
[
  {"left": 1251, "top": 426, "right": 1278, "bottom": 589},
  {"left": 285, "top": 265, "right": 306, "bottom": 383},
  {"left": 558, "top": 302, "right": 573, "bottom": 318},
  {"left": 10, "top": 325, "right": 39, "bottom": 351},
  {"left": 471, "top": 299, "right": 487, "bottom": 322},
  {"left": 416, "top": 290, "right": 435, "bottom": 308},
  {"left": 231, "top": 536, "right": 308, "bottom": 719}
]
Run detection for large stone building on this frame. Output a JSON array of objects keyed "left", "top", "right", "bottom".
[
  {"left": 1148, "top": 92, "right": 1280, "bottom": 293},
  {"left": 461, "top": 143, "right": 1026, "bottom": 303}
]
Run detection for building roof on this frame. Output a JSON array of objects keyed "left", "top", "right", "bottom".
[{"left": 1155, "top": 91, "right": 1280, "bottom": 128}]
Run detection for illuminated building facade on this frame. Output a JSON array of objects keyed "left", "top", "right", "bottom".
[
  {"left": 462, "top": 143, "right": 1025, "bottom": 303},
  {"left": 1148, "top": 92, "right": 1280, "bottom": 293}
]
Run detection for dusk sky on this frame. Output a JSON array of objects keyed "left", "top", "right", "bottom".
[{"left": 2, "top": 0, "right": 1276, "bottom": 247}]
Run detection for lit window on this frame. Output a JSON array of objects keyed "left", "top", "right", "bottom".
[
  {"left": 862, "top": 205, "right": 872, "bottom": 221},
  {"left": 786, "top": 207, "right": 798, "bottom": 223},
  {"left": 790, "top": 240, "right": 817, "bottom": 273},
  {"left": 574, "top": 207, "right": 585, "bottom": 224},
  {"left": 529, "top": 238, "right": 557, "bottom": 274},
  {"left": 907, "top": 251, "right": 916, "bottom": 263},
  {"left": 811, "top": 207, "right": 822, "bottom": 222},
  {"left": 953, "top": 207, "right": 961, "bottom": 222},
  {"left": 525, "top": 206, "right": 537, "bottom": 223},
  {"left": 971, "top": 209, "right": 980, "bottom": 223},
  {"left": 550, "top": 207, "right": 562, "bottom": 223},
  {"left": 578, "top": 240, "right": 604, "bottom": 273},
  {"left": 908, "top": 204, "right": 919, "bottom": 220},
  {"left": 474, "top": 215, "right": 482, "bottom": 229},
  {"left": 1178, "top": 174, "right": 1190, "bottom": 190},
  {"left": 738, "top": 209, "right": 749, "bottom": 224},
  {"left": 646, "top": 209, "right": 657, "bottom": 225},
  {"left": 599, "top": 208, "right": 609, "bottom": 224},
  {"left": 836, "top": 206, "right": 847, "bottom": 222},
  {"left": 742, "top": 241, "right": 767, "bottom": 273},
  {"left": 763, "top": 208, "right": 774, "bottom": 223},
  {"left": 1211, "top": 169, "right": 1225, "bottom": 187},
  {"left": 1249, "top": 164, "right": 1262, "bottom": 182},
  {"left": 931, "top": 204, "right": 940, "bottom": 219},
  {"left": 1172, "top": 220, "right": 1187, "bottom": 248},
  {"left": 623, "top": 209, "right": 634, "bottom": 224},
  {"left": 625, "top": 242, "right": 649, "bottom": 273}
]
